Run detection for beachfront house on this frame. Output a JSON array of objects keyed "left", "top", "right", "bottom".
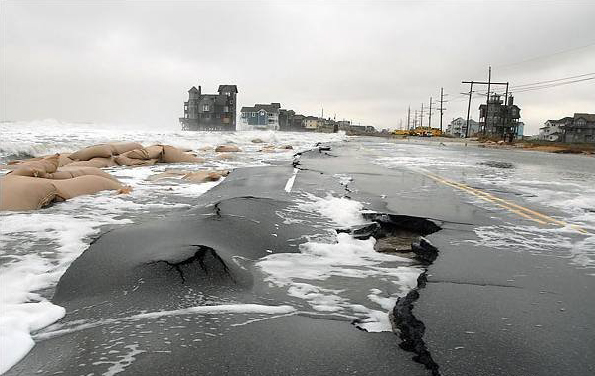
[
  {"left": 447, "top": 117, "right": 480, "bottom": 138},
  {"left": 179, "top": 85, "right": 238, "bottom": 131},
  {"left": 539, "top": 118, "right": 571, "bottom": 142},
  {"left": 240, "top": 103, "right": 281, "bottom": 130},
  {"left": 563, "top": 113, "right": 595, "bottom": 143}
]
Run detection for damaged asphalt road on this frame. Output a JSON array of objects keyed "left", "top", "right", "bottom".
[{"left": 7, "top": 141, "right": 595, "bottom": 376}]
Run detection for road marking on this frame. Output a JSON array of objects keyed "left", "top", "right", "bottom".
[
  {"left": 284, "top": 168, "right": 299, "bottom": 193},
  {"left": 419, "top": 170, "right": 589, "bottom": 234}
]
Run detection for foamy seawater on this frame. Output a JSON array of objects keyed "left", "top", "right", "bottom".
[
  {"left": 367, "top": 140, "right": 595, "bottom": 272},
  {"left": 0, "top": 120, "right": 349, "bottom": 373}
]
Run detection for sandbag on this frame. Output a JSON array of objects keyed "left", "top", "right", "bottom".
[
  {"left": 114, "top": 155, "right": 158, "bottom": 166},
  {"left": 7, "top": 157, "right": 42, "bottom": 165},
  {"left": 161, "top": 145, "right": 204, "bottom": 163},
  {"left": 215, "top": 153, "right": 236, "bottom": 160},
  {"left": 215, "top": 145, "right": 241, "bottom": 152},
  {"left": 0, "top": 176, "right": 57, "bottom": 211},
  {"left": 7, "top": 154, "right": 60, "bottom": 177},
  {"left": 52, "top": 175, "right": 122, "bottom": 201},
  {"left": 57, "top": 153, "right": 73, "bottom": 167},
  {"left": 182, "top": 171, "right": 223, "bottom": 183},
  {"left": 67, "top": 157, "right": 117, "bottom": 168},
  {"left": 109, "top": 142, "right": 143, "bottom": 155},
  {"left": 125, "top": 145, "right": 163, "bottom": 160},
  {"left": 47, "top": 166, "right": 119, "bottom": 181},
  {"left": 69, "top": 144, "right": 113, "bottom": 161}
]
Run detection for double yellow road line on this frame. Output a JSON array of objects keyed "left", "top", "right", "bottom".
[{"left": 419, "top": 170, "right": 589, "bottom": 234}]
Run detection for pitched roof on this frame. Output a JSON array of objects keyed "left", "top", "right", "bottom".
[
  {"left": 573, "top": 113, "right": 595, "bottom": 122},
  {"left": 188, "top": 86, "right": 199, "bottom": 93},
  {"left": 240, "top": 103, "right": 281, "bottom": 113},
  {"left": 218, "top": 85, "right": 238, "bottom": 93}
]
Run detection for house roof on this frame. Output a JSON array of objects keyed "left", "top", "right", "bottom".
[
  {"left": 218, "top": 85, "right": 238, "bottom": 93},
  {"left": 574, "top": 113, "right": 595, "bottom": 122},
  {"left": 188, "top": 86, "right": 199, "bottom": 93},
  {"left": 240, "top": 103, "right": 281, "bottom": 113}
]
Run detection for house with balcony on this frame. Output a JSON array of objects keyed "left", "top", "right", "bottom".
[
  {"left": 539, "top": 117, "right": 571, "bottom": 142},
  {"left": 240, "top": 103, "right": 281, "bottom": 130},
  {"left": 446, "top": 117, "right": 480, "bottom": 137},
  {"left": 179, "top": 84, "right": 238, "bottom": 131},
  {"left": 563, "top": 113, "right": 595, "bottom": 143}
]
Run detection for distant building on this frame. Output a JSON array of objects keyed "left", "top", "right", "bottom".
[
  {"left": 539, "top": 117, "right": 571, "bottom": 142},
  {"left": 303, "top": 116, "right": 322, "bottom": 131},
  {"left": 478, "top": 94, "right": 521, "bottom": 139},
  {"left": 278, "top": 109, "right": 295, "bottom": 131},
  {"left": 447, "top": 117, "right": 480, "bottom": 138},
  {"left": 563, "top": 113, "right": 595, "bottom": 143},
  {"left": 180, "top": 85, "right": 238, "bottom": 131},
  {"left": 240, "top": 103, "right": 281, "bottom": 130}
]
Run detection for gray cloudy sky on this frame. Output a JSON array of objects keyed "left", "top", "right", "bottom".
[{"left": 1, "top": 0, "right": 594, "bottom": 134}]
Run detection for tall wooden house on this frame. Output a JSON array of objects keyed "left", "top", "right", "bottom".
[{"left": 180, "top": 85, "right": 238, "bottom": 131}]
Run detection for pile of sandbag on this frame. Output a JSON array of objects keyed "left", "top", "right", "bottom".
[
  {"left": 0, "top": 141, "right": 214, "bottom": 212},
  {"left": 0, "top": 167, "right": 124, "bottom": 211},
  {"left": 66, "top": 142, "right": 204, "bottom": 167}
]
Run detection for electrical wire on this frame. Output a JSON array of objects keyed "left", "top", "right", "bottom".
[{"left": 511, "top": 73, "right": 595, "bottom": 89}]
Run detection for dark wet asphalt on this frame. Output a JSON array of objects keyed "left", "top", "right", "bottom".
[{"left": 8, "top": 139, "right": 595, "bottom": 376}]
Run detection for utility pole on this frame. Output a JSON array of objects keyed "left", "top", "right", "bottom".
[
  {"left": 407, "top": 106, "right": 411, "bottom": 130},
  {"left": 438, "top": 87, "right": 447, "bottom": 133},
  {"left": 399, "top": 119, "right": 403, "bottom": 130},
  {"left": 462, "top": 68, "right": 507, "bottom": 138},
  {"left": 420, "top": 103, "right": 424, "bottom": 128},
  {"left": 414, "top": 110, "right": 418, "bottom": 128},
  {"left": 428, "top": 97, "right": 433, "bottom": 129},
  {"left": 484, "top": 66, "right": 491, "bottom": 135},
  {"left": 464, "top": 82, "right": 474, "bottom": 138}
]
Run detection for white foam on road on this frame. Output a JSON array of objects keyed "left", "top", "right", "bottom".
[
  {"left": 259, "top": 193, "right": 423, "bottom": 332},
  {"left": 34, "top": 304, "right": 297, "bottom": 341},
  {"left": 0, "top": 124, "right": 347, "bottom": 373},
  {"left": 295, "top": 193, "right": 366, "bottom": 227}
]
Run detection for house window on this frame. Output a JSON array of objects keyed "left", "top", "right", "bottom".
[
  {"left": 252, "top": 112, "right": 256, "bottom": 117},
  {"left": 224, "top": 106, "right": 229, "bottom": 112},
  {"left": 202, "top": 104, "right": 210, "bottom": 111}
]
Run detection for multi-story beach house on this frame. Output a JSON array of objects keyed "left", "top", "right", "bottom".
[
  {"left": 538, "top": 114, "right": 594, "bottom": 143},
  {"left": 478, "top": 94, "right": 521, "bottom": 139},
  {"left": 539, "top": 118, "right": 571, "bottom": 142},
  {"left": 446, "top": 117, "right": 480, "bottom": 137},
  {"left": 179, "top": 85, "right": 238, "bottom": 131},
  {"left": 240, "top": 103, "right": 281, "bottom": 130}
]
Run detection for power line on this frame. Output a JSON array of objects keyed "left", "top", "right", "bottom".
[
  {"left": 511, "top": 72, "right": 595, "bottom": 89},
  {"left": 495, "top": 41, "right": 595, "bottom": 69},
  {"left": 511, "top": 77, "right": 595, "bottom": 93}
]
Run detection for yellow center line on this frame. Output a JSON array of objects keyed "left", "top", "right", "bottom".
[{"left": 419, "top": 170, "right": 589, "bottom": 234}]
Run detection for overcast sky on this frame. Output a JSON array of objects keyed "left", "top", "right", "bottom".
[{"left": 1, "top": 0, "right": 594, "bottom": 134}]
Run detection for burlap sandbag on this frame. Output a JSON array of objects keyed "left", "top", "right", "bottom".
[
  {"left": 7, "top": 157, "right": 42, "bottom": 165},
  {"left": 161, "top": 145, "right": 204, "bottom": 163},
  {"left": 57, "top": 153, "right": 73, "bottom": 167},
  {"left": 52, "top": 175, "right": 122, "bottom": 201},
  {"left": 7, "top": 154, "right": 60, "bottom": 177},
  {"left": 67, "top": 157, "right": 117, "bottom": 168},
  {"left": 114, "top": 155, "right": 158, "bottom": 166},
  {"left": 69, "top": 144, "right": 113, "bottom": 161},
  {"left": 109, "top": 142, "right": 144, "bottom": 155},
  {"left": 182, "top": 171, "right": 223, "bottom": 183},
  {"left": 215, "top": 153, "right": 236, "bottom": 160},
  {"left": 215, "top": 145, "right": 241, "bottom": 152},
  {"left": 0, "top": 176, "right": 57, "bottom": 211},
  {"left": 47, "top": 166, "right": 119, "bottom": 181},
  {"left": 124, "top": 145, "right": 163, "bottom": 160}
]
